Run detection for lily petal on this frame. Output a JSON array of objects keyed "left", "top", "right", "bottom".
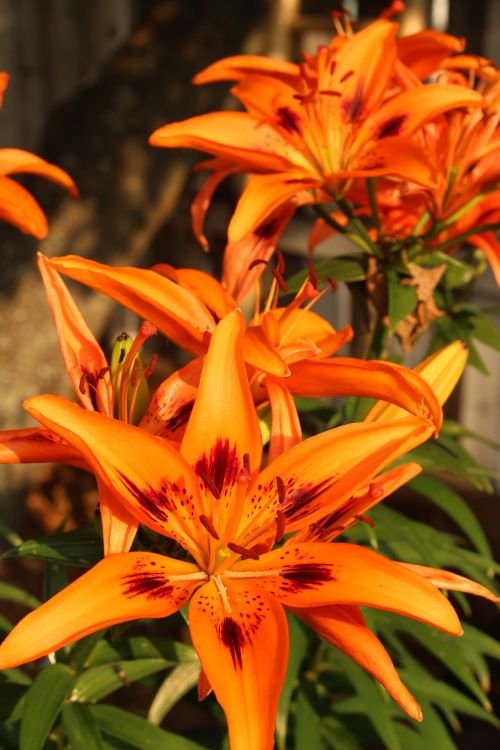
[
  {"left": 0, "top": 175, "right": 48, "bottom": 238},
  {"left": 151, "top": 264, "right": 236, "bottom": 320},
  {"left": 49, "top": 255, "right": 216, "bottom": 356},
  {"left": 347, "top": 136, "right": 438, "bottom": 188},
  {"left": 99, "top": 483, "right": 139, "bottom": 555},
  {"left": 24, "top": 395, "right": 208, "bottom": 563},
  {"left": 149, "top": 111, "right": 301, "bottom": 172},
  {"left": 236, "top": 417, "right": 432, "bottom": 543},
  {"left": 231, "top": 542, "right": 462, "bottom": 635},
  {"left": 0, "top": 427, "right": 86, "bottom": 468},
  {"left": 0, "top": 552, "right": 202, "bottom": 669},
  {"left": 37, "top": 253, "right": 112, "bottom": 414},
  {"left": 193, "top": 54, "right": 300, "bottom": 86},
  {"left": 284, "top": 357, "right": 442, "bottom": 430},
  {"left": 396, "top": 30, "right": 465, "bottom": 79},
  {"left": 0, "top": 148, "right": 77, "bottom": 196},
  {"left": 399, "top": 563, "right": 499, "bottom": 603},
  {"left": 293, "top": 604, "right": 422, "bottom": 720},
  {"left": 365, "top": 341, "right": 467, "bottom": 423},
  {"left": 189, "top": 577, "right": 288, "bottom": 750},
  {"left": 181, "top": 311, "right": 262, "bottom": 539},
  {"left": 265, "top": 376, "right": 302, "bottom": 464},
  {"left": 228, "top": 173, "right": 316, "bottom": 244},
  {"left": 140, "top": 357, "right": 203, "bottom": 442}
]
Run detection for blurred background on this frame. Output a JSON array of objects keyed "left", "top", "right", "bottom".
[{"left": 0, "top": 1, "right": 498, "bottom": 746}]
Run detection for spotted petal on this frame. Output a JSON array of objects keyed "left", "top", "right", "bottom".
[
  {"left": 189, "top": 577, "right": 288, "bottom": 750},
  {"left": 231, "top": 542, "right": 462, "bottom": 635},
  {"left": 0, "top": 552, "right": 202, "bottom": 669},
  {"left": 24, "top": 395, "right": 208, "bottom": 564}
]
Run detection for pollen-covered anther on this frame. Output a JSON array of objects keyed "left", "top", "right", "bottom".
[
  {"left": 275, "top": 510, "right": 286, "bottom": 544},
  {"left": 227, "top": 542, "right": 260, "bottom": 560},
  {"left": 340, "top": 70, "right": 355, "bottom": 83},
  {"left": 368, "top": 482, "right": 384, "bottom": 501},
  {"left": 198, "top": 469, "right": 221, "bottom": 500},
  {"left": 237, "top": 453, "right": 252, "bottom": 485},
  {"left": 98, "top": 366, "right": 110, "bottom": 380},
  {"left": 276, "top": 475, "right": 286, "bottom": 504},
  {"left": 199, "top": 514, "right": 220, "bottom": 540},
  {"left": 354, "top": 513, "right": 375, "bottom": 528}
]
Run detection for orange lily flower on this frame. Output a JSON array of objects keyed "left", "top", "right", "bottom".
[
  {"left": 48, "top": 254, "right": 443, "bottom": 458},
  {"left": 0, "top": 74, "right": 77, "bottom": 237},
  {"left": 0, "top": 311, "right": 466, "bottom": 749},
  {"left": 149, "top": 18, "right": 482, "bottom": 246},
  {"left": 0, "top": 255, "right": 194, "bottom": 554}
]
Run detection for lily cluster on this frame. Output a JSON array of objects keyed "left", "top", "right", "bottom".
[{"left": 0, "top": 5, "right": 499, "bottom": 750}]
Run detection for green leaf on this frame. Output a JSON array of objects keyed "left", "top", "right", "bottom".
[
  {"left": 295, "top": 685, "right": 325, "bottom": 750},
  {"left": 20, "top": 663, "right": 76, "bottom": 750},
  {"left": 402, "top": 670, "right": 500, "bottom": 727},
  {"left": 0, "top": 520, "right": 23, "bottom": 547},
  {"left": 276, "top": 613, "right": 308, "bottom": 750},
  {"left": 87, "top": 637, "right": 196, "bottom": 667},
  {"left": 148, "top": 661, "right": 200, "bottom": 725},
  {"left": 409, "top": 475, "right": 492, "bottom": 558},
  {"left": 395, "top": 701, "right": 457, "bottom": 750},
  {"left": 0, "top": 582, "right": 40, "bottom": 610},
  {"left": 334, "top": 652, "right": 401, "bottom": 750},
  {"left": 62, "top": 703, "right": 104, "bottom": 750},
  {"left": 72, "top": 659, "right": 171, "bottom": 703},
  {"left": 3, "top": 526, "right": 103, "bottom": 567},
  {"left": 387, "top": 270, "right": 417, "bottom": 331},
  {"left": 90, "top": 705, "right": 208, "bottom": 750},
  {"left": 287, "top": 255, "right": 366, "bottom": 292}
]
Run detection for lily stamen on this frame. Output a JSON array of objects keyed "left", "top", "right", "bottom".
[
  {"left": 227, "top": 542, "right": 261, "bottom": 560},
  {"left": 199, "top": 513, "right": 220, "bottom": 540}
]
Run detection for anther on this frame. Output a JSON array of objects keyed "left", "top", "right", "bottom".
[
  {"left": 248, "top": 258, "right": 269, "bottom": 271},
  {"left": 275, "top": 510, "right": 286, "bottom": 544},
  {"left": 340, "top": 70, "right": 354, "bottom": 83},
  {"left": 98, "top": 366, "right": 110, "bottom": 380},
  {"left": 319, "top": 89, "right": 342, "bottom": 97},
  {"left": 144, "top": 353, "right": 158, "bottom": 379},
  {"left": 276, "top": 475, "right": 286, "bottom": 504},
  {"left": 326, "top": 277, "right": 337, "bottom": 293},
  {"left": 355, "top": 514, "right": 375, "bottom": 528},
  {"left": 199, "top": 514, "right": 220, "bottom": 540},
  {"left": 272, "top": 268, "right": 287, "bottom": 293},
  {"left": 78, "top": 374, "right": 87, "bottom": 395},
  {"left": 227, "top": 542, "right": 260, "bottom": 560},
  {"left": 243, "top": 453, "right": 251, "bottom": 473},
  {"left": 307, "top": 261, "right": 318, "bottom": 289},
  {"left": 198, "top": 469, "right": 221, "bottom": 500},
  {"left": 275, "top": 250, "right": 285, "bottom": 274}
]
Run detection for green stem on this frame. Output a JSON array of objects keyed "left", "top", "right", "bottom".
[
  {"left": 336, "top": 195, "right": 383, "bottom": 258},
  {"left": 313, "top": 203, "right": 347, "bottom": 234},
  {"left": 366, "top": 178, "right": 381, "bottom": 234},
  {"left": 431, "top": 221, "right": 500, "bottom": 252}
]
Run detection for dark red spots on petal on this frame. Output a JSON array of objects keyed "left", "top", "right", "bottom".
[
  {"left": 118, "top": 472, "right": 174, "bottom": 523},
  {"left": 377, "top": 114, "right": 408, "bottom": 139},
  {"left": 164, "top": 399, "right": 194, "bottom": 434},
  {"left": 284, "top": 476, "right": 336, "bottom": 519},
  {"left": 218, "top": 617, "right": 245, "bottom": 670},
  {"left": 255, "top": 217, "right": 279, "bottom": 239},
  {"left": 122, "top": 571, "right": 174, "bottom": 600},
  {"left": 281, "top": 563, "right": 335, "bottom": 590},
  {"left": 195, "top": 438, "right": 241, "bottom": 499},
  {"left": 276, "top": 106, "right": 302, "bottom": 135}
]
